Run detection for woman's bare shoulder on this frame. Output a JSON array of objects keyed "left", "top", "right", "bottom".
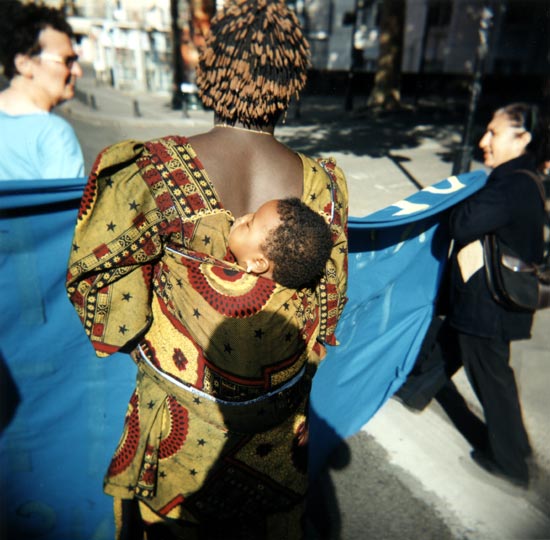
[{"left": 188, "top": 131, "right": 303, "bottom": 215}]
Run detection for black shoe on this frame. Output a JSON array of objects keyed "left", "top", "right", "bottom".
[
  {"left": 470, "top": 450, "right": 529, "bottom": 489},
  {"left": 391, "top": 388, "right": 431, "bottom": 413}
]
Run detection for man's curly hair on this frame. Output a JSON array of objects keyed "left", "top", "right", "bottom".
[
  {"left": 196, "top": 0, "right": 310, "bottom": 127},
  {"left": 262, "top": 198, "right": 333, "bottom": 289},
  {"left": 0, "top": 0, "right": 74, "bottom": 80}
]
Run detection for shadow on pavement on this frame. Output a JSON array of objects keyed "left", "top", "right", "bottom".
[{"left": 281, "top": 95, "right": 484, "bottom": 166}]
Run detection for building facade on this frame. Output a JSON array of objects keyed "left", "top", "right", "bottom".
[{"left": 29, "top": 0, "right": 549, "bottom": 93}]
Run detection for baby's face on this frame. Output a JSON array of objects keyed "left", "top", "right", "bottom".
[{"left": 228, "top": 200, "right": 281, "bottom": 270}]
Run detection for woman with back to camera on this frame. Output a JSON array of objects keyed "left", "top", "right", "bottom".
[{"left": 66, "top": 1, "right": 348, "bottom": 538}]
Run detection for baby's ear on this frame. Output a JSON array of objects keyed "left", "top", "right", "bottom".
[{"left": 248, "top": 255, "right": 270, "bottom": 276}]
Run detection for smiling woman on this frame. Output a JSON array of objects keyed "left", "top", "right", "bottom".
[
  {"left": 478, "top": 103, "right": 539, "bottom": 169},
  {"left": 0, "top": 0, "right": 84, "bottom": 180},
  {"left": 394, "top": 102, "right": 550, "bottom": 489}
]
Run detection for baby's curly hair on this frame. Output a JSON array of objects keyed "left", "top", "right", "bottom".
[
  {"left": 262, "top": 198, "right": 333, "bottom": 289},
  {"left": 196, "top": 0, "right": 310, "bottom": 127},
  {"left": 0, "top": 0, "right": 74, "bottom": 80}
]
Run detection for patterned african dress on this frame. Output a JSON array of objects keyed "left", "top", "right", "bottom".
[{"left": 66, "top": 136, "right": 348, "bottom": 538}]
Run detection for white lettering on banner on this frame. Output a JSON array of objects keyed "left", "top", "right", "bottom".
[
  {"left": 391, "top": 200, "right": 431, "bottom": 216},
  {"left": 389, "top": 176, "right": 467, "bottom": 216},
  {"left": 423, "top": 176, "right": 465, "bottom": 194}
]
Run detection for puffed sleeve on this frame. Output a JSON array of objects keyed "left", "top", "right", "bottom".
[{"left": 66, "top": 140, "right": 169, "bottom": 356}]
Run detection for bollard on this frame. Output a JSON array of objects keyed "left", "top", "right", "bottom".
[
  {"left": 90, "top": 94, "right": 97, "bottom": 110},
  {"left": 133, "top": 100, "right": 142, "bottom": 118}
]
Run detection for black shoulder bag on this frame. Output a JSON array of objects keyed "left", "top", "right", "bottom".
[{"left": 483, "top": 170, "right": 550, "bottom": 312}]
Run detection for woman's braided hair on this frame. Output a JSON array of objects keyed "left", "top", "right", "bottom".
[{"left": 196, "top": 0, "right": 310, "bottom": 126}]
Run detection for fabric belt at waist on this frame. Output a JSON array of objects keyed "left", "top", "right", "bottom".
[{"left": 135, "top": 344, "right": 309, "bottom": 434}]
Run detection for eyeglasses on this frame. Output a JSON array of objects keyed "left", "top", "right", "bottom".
[{"left": 39, "top": 52, "right": 79, "bottom": 69}]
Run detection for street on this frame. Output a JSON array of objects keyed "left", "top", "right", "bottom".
[{"left": 59, "top": 79, "right": 550, "bottom": 539}]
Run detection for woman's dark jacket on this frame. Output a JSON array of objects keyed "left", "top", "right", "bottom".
[{"left": 447, "top": 154, "right": 545, "bottom": 341}]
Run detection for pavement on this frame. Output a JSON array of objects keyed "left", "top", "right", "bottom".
[{"left": 59, "top": 67, "right": 550, "bottom": 539}]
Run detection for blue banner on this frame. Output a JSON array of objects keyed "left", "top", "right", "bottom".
[
  {"left": 309, "top": 170, "right": 487, "bottom": 475},
  {"left": 0, "top": 171, "right": 486, "bottom": 539},
  {"left": 1, "top": 178, "right": 137, "bottom": 540}
]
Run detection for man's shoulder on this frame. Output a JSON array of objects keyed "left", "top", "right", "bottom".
[{"left": 36, "top": 112, "right": 80, "bottom": 144}]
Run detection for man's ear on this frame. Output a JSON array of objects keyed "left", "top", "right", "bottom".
[{"left": 14, "top": 53, "right": 33, "bottom": 77}]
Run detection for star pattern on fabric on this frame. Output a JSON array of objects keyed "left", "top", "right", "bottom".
[
  {"left": 176, "top": 278, "right": 183, "bottom": 288},
  {"left": 310, "top": 193, "right": 317, "bottom": 201},
  {"left": 122, "top": 292, "right": 132, "bottom": 302},
  {"left": 126, "top": 484, "right": 134, "bottom": 492},
  {"left": 107, "top": 221, "right": 116, "bottom": 232},
  {"left": 118, "top": 325, "right": 128, "bottom": 335},
  {"left": 129, "top": 200, "right": 140, "bottom": 211},
  {"left": 203, "top": 235, "right": 211, "bottom": 245},
  {"left": 190, "top": 469, "right": 198, "bottom": 476},
  {"left": 72, "top": 243, "right": 79, "bottom": 252},
  {"left": 224, "top": 343, "right": 233, "bottom": 354},
  {"left": 159, "top": 471, "right": 167, "bottom": 478},
  {"left": 254, "top": 329, "right": 264, "bottom": 339},
  {"left": 197, "top": 439, "right": 206, "bottom": 446},
  {"left": 147, "top": 400, "right": 155, "bottom": 409},
  {"left": 174, "top": 349, "right": 187, "bottom": 370},
  {"left": 193, "top": 397, "right": 201, "bottom": 404},
  {"left": 285, "top": 332, "right": 292, "bottom": 342},
  {"left": 311, "top": 166, "right": 318, "bottom": 173},
  {"left": 283, "top": 302, "right": 289, "bottom": 311},
  {"left": 193, "top": 308, "right": 201, "bottom": 319},
  {"left": 105, "top": 178, "right": 114, "bottom": 188}
]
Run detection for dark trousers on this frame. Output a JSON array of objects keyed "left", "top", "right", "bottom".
[
  {"left": 396, "top": 319, "right": 531, "bottom": 482},
  {"left": 458, "top": 332, "right": 531, "bottom": 481},
  {"left": 395, "top": 317, "right": 461, "bottom": 409}
]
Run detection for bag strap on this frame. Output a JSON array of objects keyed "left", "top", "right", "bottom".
[
  {"left": 516, "top": 169, "right": 549, "bottom": 219},
  {"left": 516, "top": 170, "right": 550, "bottom": 265}
]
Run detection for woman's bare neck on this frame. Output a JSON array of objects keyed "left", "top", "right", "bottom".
[{"left": 188, "top": 128, "right": 303, "bottom": 216}]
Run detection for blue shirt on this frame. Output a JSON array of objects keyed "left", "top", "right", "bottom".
[{"left": 0, "top": 111, "right": 84, "bottom": 180}]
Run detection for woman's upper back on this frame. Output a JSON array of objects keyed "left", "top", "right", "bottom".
[{"left": 188, "top": 128, "right": 303, "bottom": 217}]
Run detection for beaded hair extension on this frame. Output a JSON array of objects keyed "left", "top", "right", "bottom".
[{"left": 196, "top": 0, "right": 310, "bottom": 126}]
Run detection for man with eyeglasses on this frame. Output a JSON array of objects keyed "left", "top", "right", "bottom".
[{"left": 0, "top": 0, "right": 84, "bottom": 180}]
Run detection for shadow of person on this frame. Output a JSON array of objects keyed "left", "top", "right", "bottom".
[
  {"left": 306, "top": 407, "right": 348, "bottom": 539},
  {"left": 0, "top": 348, "right": 20, "bottom": 435},
  {"left": 140, "top": 308, "right": 327, "bottom": 539}
]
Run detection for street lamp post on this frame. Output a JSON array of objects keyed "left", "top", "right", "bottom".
[
  {"left": 170, "top": 0, "right": 185, "bottom": 110},
  {"left": 344, "top": 0, "right": 360, "bottom": 112},
  {"left": 452, "top": 6, "right": 493, "bottom": 176}
]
